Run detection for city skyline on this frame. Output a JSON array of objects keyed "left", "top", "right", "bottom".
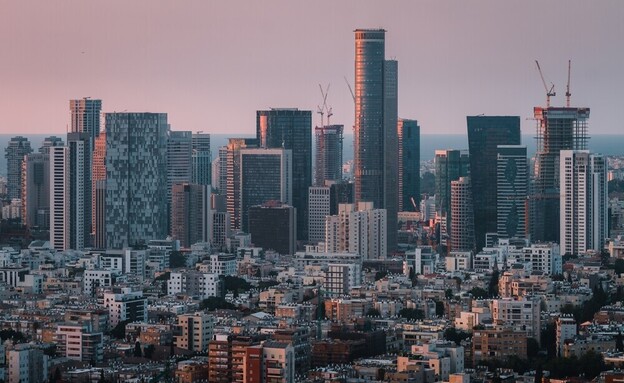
[{"left": 2, "top": 1, "right": 623, "bottom": 135}]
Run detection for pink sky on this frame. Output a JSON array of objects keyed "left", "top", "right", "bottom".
[{"left": 1, "top": 1, "right": 623, "bottom": 135}]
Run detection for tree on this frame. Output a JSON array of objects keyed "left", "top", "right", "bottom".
[
  {"left": 108, "top": 319, "right": 131, "bottom": 340},
  {"left": 398, "top": 308, "right": 424, "bottom": 321},
  {"left": 443, "top": 328, "right": 471, "bottom": 345},
  {"left": 577, "top": 350, "right": 606, "bottom": 379},
  {"left": 134, "top": 341, "right": 142, "bottom": 357},
  {"left": 144, "top": 344, "right": 155, "bottom": 359},
  {"left": 258, "top": 280, "right": 280, "bottom": 290},
  {"left": 366, "top": 308, "right": 381, "bottom": 317},
  {"left": 469, "top": 287, "right": 488, "bottom": 299},
  {"left": 435, "top": 300, "right": 445, "bottom": 317},
  {"left": 488, "top": 269, "right": 500, "bottom": 297},
  {"left": 527, "top": 338, "right": 539, "bottom": 359},
  {"left": 615, "top": 258, "right": 624, "bottom": 275},
  {"left": 445, "top": 289, "right": 454, "bottom": 299},
  {"left": 221, "top": 276, "right": 252, "bottom": 295},
  {"left": 169, "top": 251, "right": 186, "bottom": 268},
  {"left": 199, "top": 296, "right": 236, "bottom": 311},
  {"left": 375, "top": 270, "right": 388, "bottom": 281},
  {"left": 0, "top": 329, "right": 25, "bottom": 343}
]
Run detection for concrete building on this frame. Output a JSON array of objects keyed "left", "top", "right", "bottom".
[
  {"left": 82, "top": 270, "right": 113, "bottom": 296},
  {"left": 171, "top": 183, "right": 212, "bottom": 248},
  {"left": 67, "top": 132, "right": 92, "bottom": 250},
  {"left": 167, "top": 271, "right": 221, "bottom": 299},
  {"left": 5, "top": 136, "right": 33, "bottom": 200},
  {"left": 69, "top": 98, "right": 102, "bottom": 148},
  {"left": 49, "top": 146, "right": 69, "bottom": 250},
  {"left": 398, "top": 118, "right": 420, "bottom": 212},
  {"left": 56, "top": 322, "right": 104, "bottom": 363},
  {"left": 105, "top": 113, "right": 169, "bottom": 249},
  {"left": 263, "top": 341, "right": 296, "bottom": 383},
  {"left": 560, "top": 150, "right": 607, "bottom": 255},
  {"left": 450, "top": 177, "right": 474, "bottom": 252},
  {"left": 556, "top": 316, "right": 577, "bottom": 357},
  {"left": 175, "top": 312, "right": 214, "bottom": 352},
  {"left": 103, "top": 288, "right": 147, "bottom": 327},
  {"left": 91, "top": 131, "right": 106, "bottom": 247},
  {"left": 248, "top": 202, "right": 296, "bottom": 255},
  {"left": 491, "top": 297, "right": 541, "bottom": 343},
  {"left": 167, "top": 130, "right": 192, "bottom": 215},
  {"left": 472, "top": 327, "right": 527, "bottom": 366},
  {"left": 7, "top": 344, "right": 48, "bottom": 383},
  {"left": 191, "top": 132, "right": 211, "bottom": 186},
  {"left": 257, "top": 108, "right": 312, "bottom": 241},
  {"left": 224, "top": 138, "right": 258, "bottom": 231},
  {"left": 308, "top": 186, "right": 331, "bottom": 244},
  {"left": 21, "top": 152, "right": 50, "bottom": 229},
  {"left": 325, "top": 202, "right": 387, "bottom": 260},
  {"left": 435, "top": 149, "right": 470, "bottom": 245},
  {"left": 314, "top": 125, "right": 344, "bottom": 186},
  {"left": 354, "top": 29, "right": 398, "bottom": 253}
]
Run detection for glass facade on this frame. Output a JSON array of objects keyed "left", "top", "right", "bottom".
[{"left": 398, "top": 119, "right": 420, "bottom": 212}]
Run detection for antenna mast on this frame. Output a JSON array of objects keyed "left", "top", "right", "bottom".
[{"left": 566, "top": 60, "right": 572, "bottom": 107}]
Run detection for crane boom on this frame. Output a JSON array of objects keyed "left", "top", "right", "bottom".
[
  {"left": 535, "top": 60, "right": 556, "bottom": 107},
  {"left": 566, "top": 60, "right": 572, "bottom": 107},
  {"left": 344, "top": 76, "right": 355, "bottom": 103}
]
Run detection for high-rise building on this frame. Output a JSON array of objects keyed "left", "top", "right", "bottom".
[
  {"left": 94, "top": 180, "right": 106, "bottom": 248},
  {"left": 92, "top": 132, "right": 106, "bottom": 244},
  {"left": 49, "top": 146, "right": 69, "bottom": 251},
  {"left": 497, "top": 145, "right": 528, "bottom": 239},
  {"left": 70, "top": 98, "right": 102, "bottom": 148},
  {"left": 21, "top": 153, "right": 50, "bottom": 229},
  {"left": 398, "top": 119, "right": 420, "bottom": 212},
  {"left": 103, "top": 288, "right": 147, "bottom": 327},
  {"left": 7, "top": 344, "right": 48, "bottom": 383},
  {"left": 257, "top": 108, "right": 312, "bottom": 241},
  {"left": 249, "top": 202, "right": 297, "bottom": 255},
  {"left": 39, "top": 136, "right": 64, "bottom": 154},
  {"left": 560, "top": 150, "right": 607, "bottom": 255},
  {"left": 325, "top": 202, "right": 387, "bottom": 260},
  {"left": 171, "top": 183, "right": 212, "bottom": 248},
  {"left": 192, "top": 133, "right": 212, "bottom": 186},
  {"left": 105, "top": 113, "right": 169, "bottom": 249},
  {"left": 308, "top": 186, "right": 331, "bottom": 244},
  {"left": 467, "top": 116, "right": 521, "bottom": 251},
  {"left": 167, "top": 131, "right": 192, "bottom": 222},
  {"left": 354, "top": 29, "right": 399, "bottom": 253},
  {"left": 531, "top": 107, "right": 590, "bottom": 243},
  {"left": 434, "top": 149, "right": 470, "bottom": 239},
  {"left": 175, "top": 312, "right": 214, "bottom": 353},
  {"left": 329, "top": 181, "right": 355, "bottom": 215},
  {"left": 217, "top": 145, "right": 228, "bottom": 194},
  {"left": 314, "top": 125, "right": 344, "bottom": 186},
  {"left": 450, "top": 177, "right": 475, "bottom": 252},
  {"left": 67, "top": 132, "right": 92, "bottom": 250},
  {"left": 5, "top": 136, "right": 32, "bottom": 200},
  {"left": 239, "top": 147, "right": 292, "bottom": 232},
  {"left": 224, "top": 138, "right": 258, "bottom": 231},
  {"left": 56, "top": 322, "right": 104, "bottom": 363}
]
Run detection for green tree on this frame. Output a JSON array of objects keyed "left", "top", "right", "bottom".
[
  {"left": 144, "top": 344, "right": 155, "bottom": 359},
  {"left": 366, "top": 308, "right": 381, "bottom": 317},
  {"left": 614, "top": 258, "right": 624, "bottom": 275},
  {"left": 398, "top": 308, "right": 424, "bottom": 321},
  {"left": 199, "top": 296, "right": 236, "bottom": 311},
  {"left": 488, "top": 270, "right": 500, "bottom": 297},
  {"left": 443, "top": 328, "right": 471, "bottom": 345},
  {"left": 469, "top": 287, "right": 488, "bottom": 299},
  {"left": 169, "top": 251, "right": 186, "bottom": 268},
  {"left": 133, "top": 341, "right": 142, "bottom": 357},
  {"left": 375, "top": 270, "right": 388, "bottom": 281},
  {"left": 108, "top": 319, "right": 132, "bottom": 340}
]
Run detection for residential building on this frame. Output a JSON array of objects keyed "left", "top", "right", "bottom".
[
  {"left": 67, "top": 132, "right": 92, "bottom": 249},
  {"left": 167, "top": 271, "right": 221, "bottom": 299},
  {"left": 7, "top": 344, "right": 48, "bottom": 383},
  {"left": 91, "top": 131, "right": 106, "bottom": 246},
  {"left": 49, "top": 146, "right": 69, "bottom": 250},
  {"left": 56, "top": 322, "right": 104, "bottom": 363},
  {"left": 263, "top": 341, "right": 296, "bottom": 383},
  {"left": 171, "top": 183, "right": 212, "bottom": 248},
  {"left": 434, "top": 149, "right": 470, "bottom": 241},
  {"left": 175, "top": 312, "right": 214, "bottom": 352},
  {"left": 472, "top": 327, "right": 527, "bottom": 366},
  {"left": 450, "top": 177, "right": 474, "bottom": 252},
  {"left": 308, "top": 186, "right": 331, "bottom": 244},
  {"left": 103, "top": 288, "right": 147, "bottom": 327},
  {"left": 491, "top": 297, "right": 541, "bottom": 343},
  {"left": 69, "top": 98, "right": 102, "bottom": 148},
  {"left": 556, "top": 316, "right": 577, "bottom": 357}
]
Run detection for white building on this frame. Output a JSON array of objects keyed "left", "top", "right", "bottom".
[
  {"left": 82, "top": 270, "right": 113, "bottom": 295},
  {"left": 325, "top": 263, "right": 362, "bottom": 296},
  {"left": 491, "top": 297, "right": 541, "bottom": 343},
  {"left": 446, "top": 251, "right": 472, "bottom": 272},
  {"left": 56, "top": 322, "right": 104, "bottom": 363},
  {"left": 99, "top": 249, "right": 146, "bottom": 278},
  {"left": 103, "top": 288, "right": 148, "bottom": 327},
  {"left": 520, "top": 243, "right": 562, "bottom": 276},
  {"left": 209, "top": 254, "right": 237, "bottom": 276},
  {"left": 325, "top": 202, "right": 387, "bottom": 260},
  {"left": 167, "top": 271, "right": 221, "bottom": 299},
  {"left": 175, "top": 312, "right": 214, "bottom": 352},
  {"left": 262, "top": 341, "right": 295, "bottom": 383},
  {"left": 556, "top": 316, "right": 577, "bottom": 357},
  {"left": 308, "top": 186, "right": 331, "bottom": 244},
  {"left": 560, "top": 150, "right": 607, "bottom": 255},
  {"left": 49, "top": 146, "right": 69, "bottom": 251}
]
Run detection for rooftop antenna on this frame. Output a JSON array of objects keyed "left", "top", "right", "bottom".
[
  {"left": 535, "top": 60, "right": 556, "bottom": 108},
  {"left": 566, "top": 60, "right": 572, "bottom": 107}
]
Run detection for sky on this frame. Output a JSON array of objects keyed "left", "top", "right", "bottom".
[{"left": 1, "top": 1, "right": 623, "bottom": 136}]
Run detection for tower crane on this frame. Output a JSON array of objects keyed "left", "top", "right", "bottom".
[
  {"left": 535, "top": 60, "right": 556, "bottom": 107},
  {"left": 317, "top": 83, "right": 331, "bottom": 126},
  {"left": 566, "top": 60, "right": 572, "bottom": 107},
  {"left": 344, "top": 76, "right": 356, "bottom": 104}
]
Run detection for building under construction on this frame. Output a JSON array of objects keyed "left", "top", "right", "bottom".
[{"left": 530, "top": 106, "right": 590, "bottom": 242}]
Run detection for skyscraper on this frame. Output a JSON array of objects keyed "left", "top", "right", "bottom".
[
  {"left": 434, "top": 149, "right": 470, "bottom": 240},
  {"left": 249, "top": 202, "right": 297, "bottom": 255},
  {"left": 192, "top": 133, "right": 212, "bottom": 186},
  {"left": 70, "top": 98, "right": 102, "bottom": 148},
  {"left": 354, "top": 29, "right": 398, "bottom": 252},
  {"left": 467, "top": 116, "right": 521, "bottom": 251},
  {"left": 92, "top": 132, "right": 106, "bottom": 244},
  {"left": 167, "top": 131, "right": 192, "bottom": 198},
  {"left": 496, "top": 145, "right": 528, "bottom": 239},
  {"left": 67, "top": 132, "right": 92, "bottom": 250},
  {"left": 5, "top": 136, "right": 32, "bottom": 200},
  {"left": 224, "top": 138, "right": 258, "bottom": 232},
  {"left": 450, "top": 177, "right": 475, "bottom": 252},
  {"left": 21, "top": 152, "right": 50, "bottom": 229},
  {"left": 105, "top": 113, "right": 169, "bottom": 249},
  {"left": 239, "top": 147, "right": 292, "bottom": 232},
  {"left": 49, "top": 146, "right": 69, "bottom": 251},
  {"left": 531, "top": 107, "right": 590, "bottom": 243},
  {"left": 39, "top": 136, "right": 64, "bottom": 154},
  {"left": 308, "top": 186, "right": 331, "bottom": 244},
  {"left": 171, "top": 183, "right": 212, "bottom": 248},
  {"left": 398, "top": 119, "right": 420, "bottom": 212},
  {"left": 257, "top": 108, "right": 312, "bottom": 241},
  {"left": 560, "top": 150, "right": 606, "bottom": 255},
  {"left": 314, "top": 125, "right": 343, "bottom": 186}
]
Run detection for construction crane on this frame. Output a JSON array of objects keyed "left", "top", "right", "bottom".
[
  {"left": 535, "top": 60, "right": 556, "bottom": 107},
  {"left": 317, "top": 83, "right": 331, "bottom": 126},
  {"left": 566, "top": 60, "right": 572, "bottom": 107},
  {"left": 344, "top": 76, "right": 356, "bottom": 104}
]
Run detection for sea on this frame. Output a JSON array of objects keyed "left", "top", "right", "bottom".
[{"left": 1, "top": 133, "right": 623, "bottom": 177}]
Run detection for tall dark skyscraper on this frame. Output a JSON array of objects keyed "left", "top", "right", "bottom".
[
  {"left": 314, "top": 125, "right": 343, "bottom": 186},
  {"left": 398, "top": 119, "right": 420, "bottom": 212},
  {"left": 70, "top": 98, "right": 102, "bottom": 148},
  {"left": 257, "top": 108, "right": 311, "bottom": 241},
  {"left": 105, "top": 113, "right": 169, "bottom": 249},
  {"left": 191, "top": 133, "right": 212, "bottom": 186},
  {"left": 467, "top": 116, "right": 520, "bottom": 251},
  {"left": 531, "top": 107, "right": 589, "bottom": 243},
  {"left": 67, "top": 132, "right": 92, "bottom": 249},
  {"left": 354, "top": 29, "right": 398, "bottom": 253},
  {"left": 496, "top": 145, "right": 527, "bottom": 239},
  {"left": 5, "top": 136, "right": 32, "bottom": 200},
  {"left": 434, "top": 149, "right": 470, "bottom": 245}
]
